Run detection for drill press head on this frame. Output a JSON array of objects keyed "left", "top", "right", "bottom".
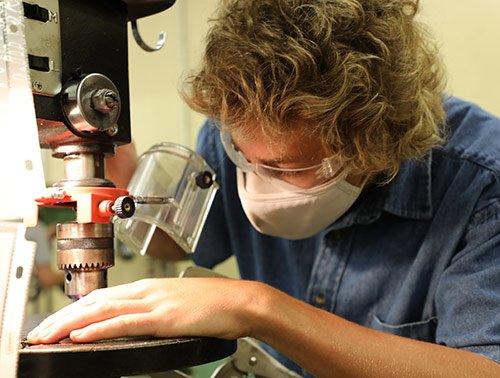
[{"left": 26, "top": 0, "right": 174, "bottom": 299}]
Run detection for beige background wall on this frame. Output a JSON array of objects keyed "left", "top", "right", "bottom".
[
  {"left": 127, "top": 1, "right": 217, "bottom": 154},
  {"left": 419, "top": 1, "right": 500, "bottom": 117},
  {"left": 127, "top": 0, "right": 500, "bottom": 159}
]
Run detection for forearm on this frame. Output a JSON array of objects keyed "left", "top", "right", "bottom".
[
  {"left": 247, "top": 283, "right": 500, "bottom": 378},
  {"left": 145, "top": 228, "right": 190, "bottom": 261},
  {"left": 105, "top": 142, "right": 138, "bottom": 189}
]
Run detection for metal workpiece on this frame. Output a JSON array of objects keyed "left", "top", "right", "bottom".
[
  {"left": 56, "top": 222, "right": 114, "bottom": 299},
  {"left": 62, "top": 73, "right": 122, "bottom": 134}
]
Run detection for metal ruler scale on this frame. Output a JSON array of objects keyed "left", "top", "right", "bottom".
[{"left": 0, "top": 222, "right": 36, "bottom": 378}]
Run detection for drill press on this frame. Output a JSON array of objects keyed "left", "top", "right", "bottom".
[
  {"left": 26, "top": 0, "right": 175, "bottom": 298},
  {"left": 1, "top": 3, "right": 236, "bottom": 377}
]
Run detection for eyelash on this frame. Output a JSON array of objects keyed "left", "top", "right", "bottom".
[
  {"left": 270, "top": 170, "right": 313, "bottom": 179},
  {"left": 279, "top": 171, "right": 299, "bottom": 177}
]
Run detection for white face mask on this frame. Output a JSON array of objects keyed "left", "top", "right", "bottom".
[{"left": 237, "top": 168, "right": 365, "bottom": 239}]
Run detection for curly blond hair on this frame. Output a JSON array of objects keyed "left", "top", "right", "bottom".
[{"left": 183, "top": 0, "right": 446, "bottom": 178}]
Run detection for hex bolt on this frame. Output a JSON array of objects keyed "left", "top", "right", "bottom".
[
  {"left": 105, "top": 91, "right": 118, "bottom": 108},
  {"left": 91, "top": 89, "right": 120, "bottom": 114}
]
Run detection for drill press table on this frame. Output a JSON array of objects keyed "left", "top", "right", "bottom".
[{"left": 18, "top": 314, "right": 236, "bottom": 378}]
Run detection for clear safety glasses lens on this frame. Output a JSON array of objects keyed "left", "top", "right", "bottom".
[{"left": 219, "top": 130, "right": 342, "bottom": 186}]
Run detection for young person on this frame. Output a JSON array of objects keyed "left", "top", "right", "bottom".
[{"left": 29, "top": 1, "right": 500, "bottom": 376}]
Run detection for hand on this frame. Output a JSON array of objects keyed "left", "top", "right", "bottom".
[{"left": 27, "top": 277, "right": 263, "bottom": 344}]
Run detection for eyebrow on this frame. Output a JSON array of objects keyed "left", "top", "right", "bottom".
[
  {"left": 258, "top": 156, "right": 294, "bottom": 167},
  {"left": 232, "top": 140, "right": 295, "bottom": 167}
]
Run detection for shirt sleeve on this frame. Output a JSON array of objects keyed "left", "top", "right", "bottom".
[
  {"left": 435, "top": 198, "right": 500, "bottom": 363},
  {"left": 191, "top": 119, "right": 234, "bottom": 268}
]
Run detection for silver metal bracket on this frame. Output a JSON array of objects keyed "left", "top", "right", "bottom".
[
  {"left": 24, "top": 0, "right": 62, "bottom": 96},
  {"left": 211, "top": 338, "right": 304, "bottom": 378}
]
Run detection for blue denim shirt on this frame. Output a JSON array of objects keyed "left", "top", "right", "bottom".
[{"left": 193, "top": 97, "right": 500, "bottom": 377}]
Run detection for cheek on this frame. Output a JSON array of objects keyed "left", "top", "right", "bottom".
[{"left": 277, "top": 172, "right": 324, "bottom": 189}]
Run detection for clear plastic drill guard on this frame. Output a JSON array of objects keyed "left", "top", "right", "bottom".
[{"left": 113, "top": 142, "right": 219, "bottom": 255}]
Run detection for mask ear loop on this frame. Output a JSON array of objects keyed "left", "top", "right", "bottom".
[
  {"left": 359, "top": 173, "right": 372, "bottom": 189},
  {"left": 344, "top": 172, "right": 371, "bottom": 191}
]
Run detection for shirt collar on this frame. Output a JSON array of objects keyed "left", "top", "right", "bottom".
[
  {"left": 326, "top": 150, "right": 433, "bottom": 232},
  {"left": 381, "top": 150, "right": 433, "bottom": 220}
]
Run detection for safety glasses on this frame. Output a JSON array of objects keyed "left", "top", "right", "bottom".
[{"left": 219, "top": 130, "right": 342, "bottom": 188}]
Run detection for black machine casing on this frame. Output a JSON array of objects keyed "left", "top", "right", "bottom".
[{"left": 26, "top": 0, "right": 175, "bottom": 149}]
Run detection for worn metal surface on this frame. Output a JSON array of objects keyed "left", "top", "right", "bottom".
[{"left": 18, "top": 315, "right": 236, "bottom": 378}]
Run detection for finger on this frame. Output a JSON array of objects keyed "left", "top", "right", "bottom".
[
  {"left": 28, "top": 299, "right": 143, "bottom": 344},
  {"left": 69, "top": 313, "right": 159, "bottom": 343},
  {"left": 28, "top": 291, "right": 108, "bottom": 336},
  {"left": 28, "top": 299, "right": 149, "bottom": 344},
  {"left": 79, "top": 280, "right": 149, "bottom": 303},
  {"left": 27, "top": 298, "right": 85, "bottom": 340},
  {"left": 29, "top": 298, "right": 147, "bottom": 343},
  {"left": 28, "top": 281, "right": 151, "bottom": 341}
]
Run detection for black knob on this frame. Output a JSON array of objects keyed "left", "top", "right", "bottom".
[
  {"left": 113, "top": 196, "right": 136, "bottom": 218},
  {"left": 195, "top": 171, "right": 213, "bottom": 189}
]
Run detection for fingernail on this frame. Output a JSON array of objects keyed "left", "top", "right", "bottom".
[
  {"left": 27, "top": 330, "right": 37, "bottom": 340},
  {"left": 27, "top": 333, "right": 37, "bottom": 343}
]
